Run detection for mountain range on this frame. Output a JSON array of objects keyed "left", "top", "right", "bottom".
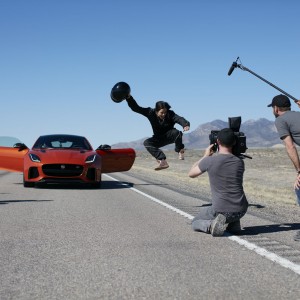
[{"left": 112, "top": 118, "right": 282, "bottom": 150}]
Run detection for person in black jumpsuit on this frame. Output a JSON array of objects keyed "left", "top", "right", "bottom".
[{"left": 126, "top": 95, "right": 190, "bottom": 170}]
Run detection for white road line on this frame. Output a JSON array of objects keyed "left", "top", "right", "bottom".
[{"left": 105, "top": 174, "right": 300, "bottom": 275}]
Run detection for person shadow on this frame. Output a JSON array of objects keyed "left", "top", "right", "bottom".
[{"left": 235, "top": 223, "right": 300, "bottom": 236}]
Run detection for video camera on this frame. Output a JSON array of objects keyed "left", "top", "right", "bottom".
[{"left": 209, "top": 116, "right": 251, "bottom": 159}]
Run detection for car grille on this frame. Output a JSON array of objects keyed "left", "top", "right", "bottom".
[{"left": 42, "top": 164, "right": 83, "bottom": 177}]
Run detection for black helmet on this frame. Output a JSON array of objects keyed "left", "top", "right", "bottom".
[{"left": 110, "top": 82, "right": 131, "bottom": 103}]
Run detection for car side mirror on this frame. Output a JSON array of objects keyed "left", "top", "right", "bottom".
[
  {"left": 96, "top": 144, "right": 111, "bottom": 150},
  {"left": 13, "top": 143, "right": 28, "bottom": 151}
]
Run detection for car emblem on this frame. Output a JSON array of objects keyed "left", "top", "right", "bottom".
[{"left": 61, "top": 165, "right": 65, "bottom": 169}]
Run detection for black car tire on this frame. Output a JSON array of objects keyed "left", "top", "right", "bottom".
[
  {"left": 23, "top": 177, "right": 35, "bottom": 188},
  {"left": 90, "top": 181, "right": 101, "bottom": 189}
]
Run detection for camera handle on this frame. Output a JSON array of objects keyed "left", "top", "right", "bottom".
[
  {"left": 240, "top": 154, "right": 252, "bottom": 159},
  {"left": 228, "top": 57, "right": 298, "bottom": 103}
]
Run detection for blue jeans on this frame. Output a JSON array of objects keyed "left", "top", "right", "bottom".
[
  {"left": 295, "top": 188, "right": 300, "bottom": 206},
  {"left": 192, "top": 206, "right": 217, "bottom": 233},
  {"left": 192, "top": 205, "right": 247, "bottom": 233}
]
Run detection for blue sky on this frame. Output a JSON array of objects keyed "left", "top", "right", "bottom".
[{"left": 1, "top": 0, "right": 299, "bottom": 148}]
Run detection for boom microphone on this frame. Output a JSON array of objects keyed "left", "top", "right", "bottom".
[
  {"left": 227, "top": 57, "right": 298, "bottom": 104},
  {"left": 227, "top": 62, "right": 237, "bottom": 76}
]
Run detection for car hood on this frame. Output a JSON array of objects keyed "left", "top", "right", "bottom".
[{"left": 30, "top": 149, "right": 97, "bottom": 163}]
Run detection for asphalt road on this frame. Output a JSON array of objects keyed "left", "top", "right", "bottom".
[{"left": 0, "top": 170, "right": 300, "bottom": 299}]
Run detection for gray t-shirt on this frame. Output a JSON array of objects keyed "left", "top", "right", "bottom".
[
  {"left": 199, "top": 153, "right": 248, "bottom": 213},
  {"left": 275, "top": 111, "right": 300, "bottom": 146}
]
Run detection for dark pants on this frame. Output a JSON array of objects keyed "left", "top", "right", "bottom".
[{"left": 143, "top": 129, "right": 184, "bottom": 160}]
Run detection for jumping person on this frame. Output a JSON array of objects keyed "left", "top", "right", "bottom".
[{"left": 125, "top": 94, "right": 190, "bottom": 170}]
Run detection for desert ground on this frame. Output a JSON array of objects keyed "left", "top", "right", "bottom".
[{"left": 129, "top": 148, "right": 300, "bottom": 223}]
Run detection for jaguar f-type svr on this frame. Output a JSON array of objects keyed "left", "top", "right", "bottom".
[{"left": 0, "top": 134, "right": 136, "bottom": 188}]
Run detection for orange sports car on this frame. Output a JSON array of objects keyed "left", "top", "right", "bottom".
[{"left": 0, "top": 134, "right": 135, "bottom": 188}]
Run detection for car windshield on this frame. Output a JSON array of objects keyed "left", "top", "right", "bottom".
[{"left": 32, "top": 135, "right": 92, "bottom": 150}]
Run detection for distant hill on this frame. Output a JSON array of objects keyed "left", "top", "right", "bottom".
[
  {"left": 0, "top": 136, "right": 21, "bottom": 147},
  {"left": 112, "top": 118, "right": 282, "bottom": 149}
]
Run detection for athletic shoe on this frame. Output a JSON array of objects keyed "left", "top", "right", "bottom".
[
  {"left": 154, "top": 159, "right": 169, "bottom": 171},
  {"left": 179, "top": 149, "right": 185, "bottom": 160},
  {"left": 294, "top": 230, "right": 300, "bottom": 242},
  {"left": 210, "top": 214, "right": 227, "bottom": 237},
  {"left": 226, "top": 220, "right": 242, "bottom": 234}
]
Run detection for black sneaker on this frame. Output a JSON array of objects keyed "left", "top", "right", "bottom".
[
  {"left": 210, "top": 214, "right": 227, "bottom": 237},
  {"left": 226, "top": 220, "right": 242, "bottom": 234}
]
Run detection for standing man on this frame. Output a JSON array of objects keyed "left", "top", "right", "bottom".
[
  {"left": 125, "top": 94, "right": 190, "bottom": 170},
  {"left": 188, "top": 128, "right": 248, "bottom": 237},
  {"left": 268, "top": 94, "right": 300, "bottom": 241}
]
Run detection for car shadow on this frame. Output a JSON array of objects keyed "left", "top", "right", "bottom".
[
  {"left": 131, "top": 183, "right": 168, "bottom": 187},
  {"left": 0, "top": 200, "right": 53, "bottom": 205},
  {"left": 100, "top": 181, "right": 133, "bottom": 189},
  {"left": 14, "top": 180, "right": 166, "bottom": 190},
  {"left": 22, "top": 181, "right": 135, "bottom": 190}
]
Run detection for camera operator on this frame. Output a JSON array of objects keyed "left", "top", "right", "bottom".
[
  {"left": 268, "top": 94, "right": 300, "bottom": 241},
  {"left": 188, "top": 128, "right": 248, "bottom": 237}
]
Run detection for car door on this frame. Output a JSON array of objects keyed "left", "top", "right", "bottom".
[
  {"left": 96, "top": 148, "right": 136, "bottom": 173},
  {"left": 0, "top": 145, "right": 28, "bottom": 172}
]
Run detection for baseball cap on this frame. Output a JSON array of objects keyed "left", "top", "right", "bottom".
[
  {"left": 267, "top": 94, "right": 291, "bottom": 107},
  {"left": 217, "top": 128, "right": 236, "bottom": 147}
]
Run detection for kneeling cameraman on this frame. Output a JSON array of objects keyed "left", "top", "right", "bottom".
[{"left": 188, "top": 128, "right": 248, "bottom": 236}]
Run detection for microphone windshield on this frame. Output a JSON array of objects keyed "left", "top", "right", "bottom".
[{"left": 227, "top": 62, "right": 237, "bottom": 76}]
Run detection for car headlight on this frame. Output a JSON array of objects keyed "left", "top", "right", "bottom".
[
  {"left": 29, "top": 153, "right": 41, "bottom": 162},
  {"left": 85, "top": 155, "right": 96, "bottom": 163}
]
